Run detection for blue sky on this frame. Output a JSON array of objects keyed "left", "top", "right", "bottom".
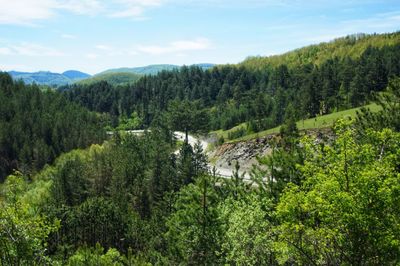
[{"left": 0, "top": 0, "right": 399, "bottom": 74}]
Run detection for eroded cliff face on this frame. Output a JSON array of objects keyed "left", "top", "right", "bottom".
[
  {"left": 209, "top": 135, "right": 276, "bottom": 177},
  {"left": 208, "top": 128, "right": 334, "bottom": 178}
]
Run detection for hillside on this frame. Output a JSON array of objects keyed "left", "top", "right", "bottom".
[
  {"left": 0, "top": 72, "right": 105, "bottom": 181},
  {"left": 8, "top": 70, "right": 91, "bottom": 86},
  {"left": 77, "top": 72, "right": 142, "bottom": 86},
  {"left": 213, "top": 103, "right": 382, "bottom": 142},
  {"left": 62, "top": 70, "right": 91, "bottom": 81},
  {"left": 65, "top": 32, "right": 400, "bottom": 135},
  {"left": 100, "top": 64, "right": 179, "bottom": 75},
  {"left": 241, "top": 32, "right": 400, "bottom": 70},
  {"left": 100, "top": 63, "right": 215, "bottom": 76}
]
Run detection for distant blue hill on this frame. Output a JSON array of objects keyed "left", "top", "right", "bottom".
[
  {"left": 194, "top": 63, "right": 215, "bottom": 70},
  {"left": 98, "top": 63, "right": 215, "bottom": 76},
  {"left": 62, "top": 70, "right": 91, "bottom": 81},
  {"left": 8, "top": 70, "right": 91, "bottom": 87},
  {"left": 7, "top": 64, "right": 215, "bottom": 87}
]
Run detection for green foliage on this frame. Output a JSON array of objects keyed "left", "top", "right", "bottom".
[
  {"left": 2, "top": 113, "right": 399, "bottom": 264},
  {"left": 64, "top": 35, "right": 400, "bottom": 136},
  {"left": 99, "top": 64, "right": 180, "bottom": 75},
  {"left": 0, "top": 173, "right": 59, "bottom": 265},
  {"left": 2, "top": 33, "right": 400, "bottom": 264},
  {"left": 67, "top": 243, "right": 124, "bottom": 266},
  {"left": 223, "top": 103, "right": 380, "bottom": 142},
  {"left": 77, "top": 72, "right": 142, "bottom": 86},
  {"left": 0, "top": 72, "right": 106, "bottom": 181},
  {"left": 30, "top": 128, "right": 182, "bottom": 259},
  {"left": 279, "top": 103, "right": 299, "bottom": 139},
  {"left": 68, "top": 197, "right": 129, "bottom": 249},
  {"left": 166, "top": 175, "right": 222, "bottom": 265},
  {"left": 116, "top": 111, "right": 142, "bottom": 130},
  {"left": 227, "top": 126, "right": 246, "bottom": 140},
  {"left": 175, "top": 138, "right": 208, "bottom": 188},
  {"left": 167, "top": 100, "right": 209, "bottom": 139},
  {"left": 257, "top": 138, "right": 304, "bottom": 201},
  {"left": 275, "top": 121, "right": 400, "bottom": 264},
  {"left": 356, "top": 77, "right": 400, "bottom": 132},
  {"left": 242, "top": 32, "right": 400, "bottom": 69},
  {"left": 219, "top": 194, "right": 276, "bottom": 265}
]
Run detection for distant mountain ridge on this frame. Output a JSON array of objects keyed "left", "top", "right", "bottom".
[
  {"left": 7, "top": 64, "right": 215, "bottom": 87},
  {"left": 99, "top": 63, "right": 215, "bottom": 76},
  {"left": 62, "top": 70, "right": 91, "bottom": 81},
  {"left": 74, "top": 63, "right": 216, "bottom": 86},
  {"left": 8, "top": 70, "right": 91, "bottom": 86}
]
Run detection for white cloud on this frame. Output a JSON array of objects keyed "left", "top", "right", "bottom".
[
  {"left": 115, "top": 0, "right": 163, "bottom": 7},
  {"left": 86, "top": 53, "right": 99, "bottom": 59},
  {"left": 341, "top": 11, "right": 400, "bottom": 32},
  {"left": 0, "top": 0, "right": 161, "bottom": 25},
  {"left": 137, "top": 38, "right": 211, "bottom": 55},
  {"left": 0, "top": 47, "right": 12, "bottom": 55},
  {"left": 0, "top": 0, "right": 103, "bottom": 25},
  {"left": 170, "top": 0, "right": 291, "bottom": 8},
  {"left": 0, "top": 42, "right": 65, "bottom": 56},
  {"left": 128, "top": 50, "right": 139, "bottom": 55},
  {"left": 0, "top": 63, "right": 32, "bottom": 71},
  {"left": 61, "top": 34, "right": 77, "bottom": 39},
  {"left": 94, "top": 44, "right": 126, "bottom": 56},
  {"left": 109, "top": 0, "right": 163, "bottom": 18},
  {"left": 15, "top": 43, "right": 64, "bottom": 56},
  {"left": 109, "top": 6, "right": 144, "bottom": 18},
  {"left": 299, "top": 11, "right": 400, "bottom": 44},
  {"left": 172, "top": 39, "right": 211, "bottom": 50},
  {"left": 0, "top": 42, "right": 65, "bottom": 57},
  {"left": 0, "top": 0, "right": 57, "bottom": 25},
  {"left": 56, "top": 0, "right": 103, "bottom": 15},
  {"left": 95, "top": 44, "right": 112, "bottom": 51}
]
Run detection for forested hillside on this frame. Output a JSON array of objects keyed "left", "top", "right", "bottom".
[
  {"left": 76, "top": 72, "right": 142, "bottom": 86},
  {"left": 242, "top": 32, "right": 400, "bottom": 69},
  {"left": 8, "top": 70, "right": 90, "bottom": 86},
  {"left": 1, "top": 77, "right": 400, "bottom": 265},
  {"left": 0, "top": 72, "right": 106, "bottom": 181},
  {"left": 99, "top": 63, "right": 215, "bottom": 76},
  {"left": 64, "top": 32, "right": 400, "bottom": 135},
  {"left": 1, "top": 32, "right": 400, "bottom": 265}
]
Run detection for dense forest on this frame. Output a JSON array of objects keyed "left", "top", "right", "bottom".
[
  {"left": 62, "top": 33, "right": 400, "bottom": 135},
  {"left": 1, "top": 77, "right": 400, "bottom": 264},
  {"left": 0, "top": 73, "right": 106, "bottom": 182},
  {"left": 1, "top": 32, "right": 400, "bottom": 265}
]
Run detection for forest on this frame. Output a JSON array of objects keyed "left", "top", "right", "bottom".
[
  {"left": 62, "top": 35, "right": 400, "bottom": 135},
  {"left": 1, "top": 32, "right": 400, "bottom": 265},
  {"left": 0, "top": 73, "right": 106, "bottom": 182}
]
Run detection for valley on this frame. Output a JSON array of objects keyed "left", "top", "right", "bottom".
[{"left": 1, "top": 30, "right": 400, "bottom": 265}]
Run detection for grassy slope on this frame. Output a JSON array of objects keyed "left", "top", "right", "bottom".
[
  {"left": 77, "top": 72, "right": 142, "bottom": 86},
  {"left": 240, "top": 32, "right": 400, "bottom": 70},
  {"left": 213, "top": 103, "right": 381, "bottom": 142}
]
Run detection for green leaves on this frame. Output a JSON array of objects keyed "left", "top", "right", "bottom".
[
  {"left": 165, "top": 175, "right": 222, "bottom": 265},
  {"left": 219, "top": 194, "right": 275, "bottom": 265},
  {"left": 0, "top": 174, "right": 59, "bottom": 265},
  {"left": 0, "top": 73, "right": 106, "bottom": 181},
  {"left": 275, "top": 121, "right": 400, "bottom": 264},
  {"left": 67, "top": 243, "right": 125, "bottom": 266}
]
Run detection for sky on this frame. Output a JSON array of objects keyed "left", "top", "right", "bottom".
[{"left": 0, "top": 0, "right": 399, "bottom": 74}]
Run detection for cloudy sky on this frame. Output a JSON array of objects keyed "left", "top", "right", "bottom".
[{"left": 0, "top": 0, "right": 399, "bottom": 74}]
